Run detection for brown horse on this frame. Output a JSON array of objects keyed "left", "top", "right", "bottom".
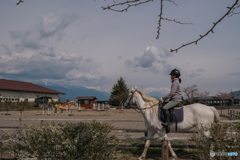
[{"left": 54, "top": 101, "right": 77, "bottom": 115}]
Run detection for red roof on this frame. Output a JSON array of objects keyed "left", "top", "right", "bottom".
[
  {"left": 0, "top": 79, "right": 64, "bottom": 94},
  {"left": 75, "top": 96, "right": 97, "bottom": 100}
]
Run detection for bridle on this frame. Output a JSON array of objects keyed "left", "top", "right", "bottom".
[
  {"left": 126, "top": 90, "right": 161, "bottom": 112},
  {"left": 126, "top": 90, "right": 137, "bottom": 109}
]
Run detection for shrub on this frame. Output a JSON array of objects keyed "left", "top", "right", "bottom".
[
  {"left": 189, "top": 123, "right": 240, "bottom": 160},
  {"left": 2, "top": 121, "right": 119, "bottom": 160}
]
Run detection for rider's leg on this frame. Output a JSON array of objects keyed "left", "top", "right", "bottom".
[{"left": 162, "top": 101, "right": 179, "bottom": 129}]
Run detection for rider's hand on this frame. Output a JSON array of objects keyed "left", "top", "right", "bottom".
[{"left": 159, "top": 98, "right": 164, "bottom": 103}]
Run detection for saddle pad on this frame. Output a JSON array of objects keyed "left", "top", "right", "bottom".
[{"left": 158, "top": 105, "right": 184, "bottom": 123}]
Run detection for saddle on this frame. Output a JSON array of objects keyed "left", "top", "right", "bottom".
[{"left": 158, "top": 102, "right": 184, "bottom": 132}]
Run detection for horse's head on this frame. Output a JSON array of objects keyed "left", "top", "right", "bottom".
[{"left": 124, "top": 86, "right": 138, "bottom": 109}]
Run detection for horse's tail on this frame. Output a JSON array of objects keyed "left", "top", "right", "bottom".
[{"left": 210, "top": 107, "right": 220, "bottom": 124}]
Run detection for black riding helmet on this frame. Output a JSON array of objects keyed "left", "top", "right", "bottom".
[{"left": 169, "top": 69, "right": 180, "bottom": 77}]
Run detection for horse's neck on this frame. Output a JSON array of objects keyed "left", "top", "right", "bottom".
[
  {"left": 135, "top": 92, "right": 145, "bottom": 109},
  {"left": 135, "top": 92, "right": 157, "bottom": 122},
  {"left": 135, "top": 93, "right": 149, "bottom": 117}
]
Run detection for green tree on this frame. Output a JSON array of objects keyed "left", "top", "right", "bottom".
[
  {"left": 230, "top": 90, "right": 235, "bottom": 101},
  {"left": 109, "top": 77, "right": 129, "bottom": 106},
  {"left": 17, "top": 101, "right": 27, "bottom": 119}
]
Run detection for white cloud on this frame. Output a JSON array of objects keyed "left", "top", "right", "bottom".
[
  {"left": 66, "top": 69, "right": 96, "bottom": 80},
  {"left": 0, "top": 49, "right": 102, "bottom": 83},
  {"left": 124, "top": 46, "right": 176, "bottom": 74},
  {"left": 8, "top": 12, "right": 78, "bottom": 50},
  {"left": 4, "top": 69, "right": 23, "bottom": 74}
]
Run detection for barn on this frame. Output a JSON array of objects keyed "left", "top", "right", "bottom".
[
  {"left": 0, "top": 79, "right": 64, "bottom": 102},
  {"left": 75, "top": 96, "right": 97, "bottom": 109}
]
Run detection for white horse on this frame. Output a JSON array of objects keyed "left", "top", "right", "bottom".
[{"left": 124, "top": 86, "right": 220, "bottom": 160}]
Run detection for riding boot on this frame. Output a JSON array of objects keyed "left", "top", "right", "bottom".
[{"left": 161, "top": 109, "right": 170, "bottom": 133}]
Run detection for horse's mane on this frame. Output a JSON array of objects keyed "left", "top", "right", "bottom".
[
  {"left": 136, "top": 89, "right": 159, "bottom": 116},
  {"left": 136, "top": 90, "right": 159, "bottom": 103}
]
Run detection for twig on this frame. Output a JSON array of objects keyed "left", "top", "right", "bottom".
[
  {"left": 164, "top": 0, "right": 177, "bottom": 6},
  {"left": 228, "top": 3, "right": 240, "bottom": 17},
  {"left": 170, "top": 0, "right": 239, "bottom": 53},
  {"left": 156, "top": 0, "right": 163, "bottom": 39},
  {"left": 162, "top": 18, "right": 193, "bottom": 25},
  {"left": 102, "top": 0, "right": 152, "bottom": 12},
  {"left": 16, "top": 0, "right": 24, "bottom": 5}
]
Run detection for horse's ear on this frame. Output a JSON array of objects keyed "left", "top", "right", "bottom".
[
  {"left": 131, "top": 86, "right": 134, "bottom": 91},
  {"left": 134, "top": 86, "right": 137, "bottom": 90}
]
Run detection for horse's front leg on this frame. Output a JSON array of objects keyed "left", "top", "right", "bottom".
[
  {"left": 54, "top": 108, "right": 57, "bottom": 115},
  {"left": 168, "top": 140, "right": 178, "bottom": 160},
  {"left": 138, "top": 130, "right": 156, "bottom": 160},
  {"left": 157, "top": 130, "right": 178, "bottom": 160}
]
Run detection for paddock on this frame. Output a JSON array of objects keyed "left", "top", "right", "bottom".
[{"left": 0, "top": 108, "right": 239, "bottom": 160}]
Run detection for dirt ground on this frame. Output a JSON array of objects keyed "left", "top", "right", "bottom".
[{"left": 0, "top": 109, "right": 231, "bottom": 160}]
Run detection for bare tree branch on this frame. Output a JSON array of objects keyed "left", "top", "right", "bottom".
[
  {"left": 156, "top": 0, "right": 163, "bottom": 39},
  {"left": 228, "top": 3, "right": 240, "bottom": 17},
  {"left": 170, "top": 0, "right": 239, "bottom": 53},
  {"left": 196, "top": 91, "right": 210, "bottom": 97},
  {"left": 101, "top": 0, "right": 153, "bottom": 12},
  {"left": 16, "top": 0, "right": 24, "bottom": 5},
  {"left": 163, "top": 0, "right": 177, "bottom": 6},
  {"left": 162, "top": 18, "right": 193, "bottom": 25},
  {"left": 17, "top": 0, "right": 240, "bottom": 52},
  {"left": 182, "top": 84, "right": 198, "bottom": 104}
]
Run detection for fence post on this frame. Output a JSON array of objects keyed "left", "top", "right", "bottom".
[
  {"left": 78, "top": 104, "right": 81, "bottom": 112},
  {"left": 162, "top": 140, "right": 169, "bottom": 160},
  {"left": 40, "top": 120, "right": 44, "bottom": 126}
]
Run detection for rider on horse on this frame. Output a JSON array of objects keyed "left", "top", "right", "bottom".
[{"left": 160, "top": 69, "right": 182, "bottom": 129}]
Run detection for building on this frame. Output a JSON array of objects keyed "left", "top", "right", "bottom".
[
  {"left": 0, "top": 79, "right": 64, "bottom": 102},
  {"left": 191, "top": 96, "right": 240, "bottom": 106},
  {"left": 75, "top": 96, "right": 97, "bottom": 109}
]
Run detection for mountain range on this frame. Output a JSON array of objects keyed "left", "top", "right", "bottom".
[
  {"left": 36, "top": 83, "right": 111, "bottom": 102},
  {"left": 36, "top": 83, "right": 166, "bottom": 102}
]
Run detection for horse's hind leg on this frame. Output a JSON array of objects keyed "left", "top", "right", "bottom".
[{"left": 138, "top": 130, "right": 155, "bottom": 160}]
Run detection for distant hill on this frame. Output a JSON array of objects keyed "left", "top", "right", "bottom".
[
  {"left": 36, "top": 83, "right": 110, "bottom": 102},
  {"left": 232, "top": 90, "right": 240, "bottom": 99},
  {"left": 147, "top": 91, "right": 165, "bottom": 99}
]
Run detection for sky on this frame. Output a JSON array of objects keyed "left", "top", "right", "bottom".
[{"left": 0, "top": 0, "right": 239, "bottom": 97}]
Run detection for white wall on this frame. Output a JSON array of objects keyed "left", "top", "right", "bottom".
[{"left": 0, "top": 90, "right": 59, "bottom": 102}]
